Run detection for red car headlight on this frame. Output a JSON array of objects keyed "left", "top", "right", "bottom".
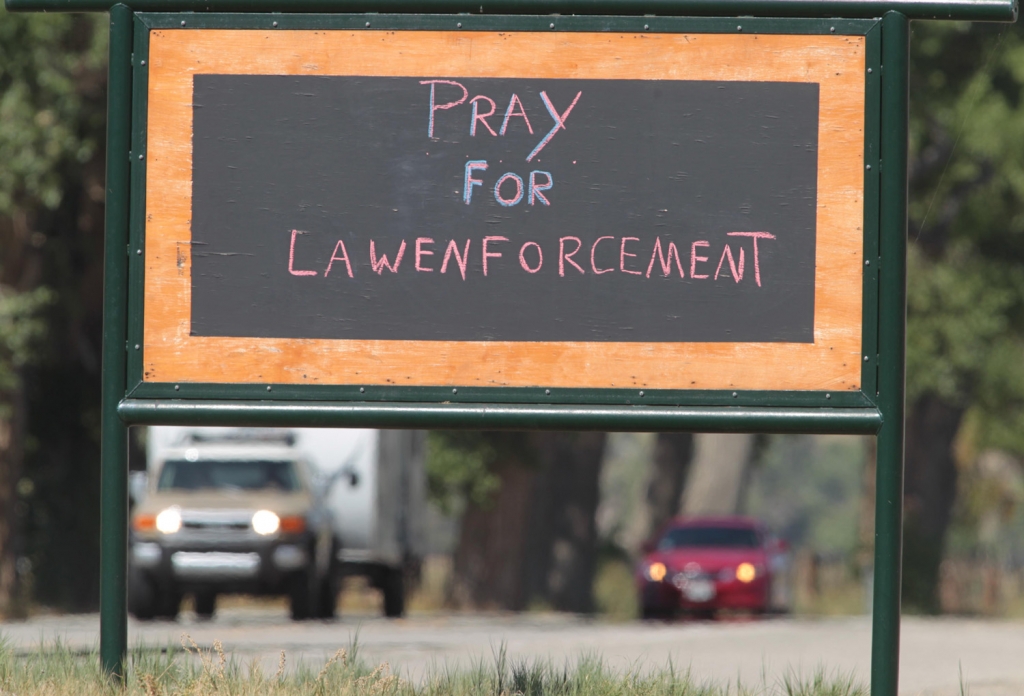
[
  {"left": 644, "top": 561, "right": 668, "bottom": 582},
  {"left": 736, "top": 562, "right": 766, "bottom": 583}
]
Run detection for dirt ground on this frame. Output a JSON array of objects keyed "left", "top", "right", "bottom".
[{"left": 2, "top": 608, "right": 1022, "bottom": 695}]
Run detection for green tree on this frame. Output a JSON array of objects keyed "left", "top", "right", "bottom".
[
  {"left": 904, "top": 20, "right": 1024, "bottom": 612},
  {"left": 0, "top": 8, "right": 107, "bottom": 615},
  {"left": 428, "top": 431, "right": 606, "bottom": 612}
]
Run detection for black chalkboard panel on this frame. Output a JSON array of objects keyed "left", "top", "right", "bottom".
[{"left": 190, "top": 75, "right": 818, "bottom": 342}]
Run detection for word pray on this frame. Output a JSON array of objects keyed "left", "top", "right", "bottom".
[
  {"left": 288, "top": 230, "right": 777, "bottom": 286},
  {"left": 420, "top": 80, "right": 582, "bottom": 162}
]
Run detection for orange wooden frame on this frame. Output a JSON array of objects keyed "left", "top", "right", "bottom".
[{"left": 143, "top": 29, "right": 866, "bottom": 390}]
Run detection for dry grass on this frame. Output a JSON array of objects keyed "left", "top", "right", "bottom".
[{"left": 0, "top": 635, "right": 866, "bottom": 696}]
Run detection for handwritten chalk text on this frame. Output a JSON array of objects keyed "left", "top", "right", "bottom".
[
  {"left": 288, "top": 230, "right": 777, "bottom": 286},
  {"left": 422, "top": 80, "right": 582, "bottom": 162}
]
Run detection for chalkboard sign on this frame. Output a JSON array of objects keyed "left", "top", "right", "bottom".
[
  {"left": 140, "top": 29, "right": 867, "bottom": 392},
  {"left": 191, "top": 75, "right": 819, "bottom": 343}
]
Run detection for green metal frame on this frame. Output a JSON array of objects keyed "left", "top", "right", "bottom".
[
  {"left": 5, "top": 0, "right": 1019, "bottom": 19},
  {"left": 123, "top": 13, "right": 883, "bottom": 416},
  {"left": 117, "top": 13, "right": 905, "bottom": 690},
  {"left": 99, "top": 3, "right": 133, "bottom": 679},
  {"left": 3, "top": 0, "right": 1009, "bottom": 689},
  {"left": 871, "top": 12, "right": 909, "bottom": 696}
]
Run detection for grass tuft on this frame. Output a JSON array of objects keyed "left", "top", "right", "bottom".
[{"left": 0, "top": 633, "right": 865, "bottom": 696}]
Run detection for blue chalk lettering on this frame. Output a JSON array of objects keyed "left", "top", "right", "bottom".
[{"left": 464, "top": 160, "right": 488, "bottom": 204}]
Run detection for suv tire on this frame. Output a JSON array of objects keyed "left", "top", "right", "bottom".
[
  {"left": 382, "top": 568, "right": 404, "bottom": 618},
  {"left": 315, "top": 574, "right": 337, "bottom": 619},
  {"left": 289, "top": 570, "right": 316, "bottom": 620},
  {"left": 194, "top": 590, "right": 216, "bottom": 619},
  {"left": 156, "top": 589, "right": 182, "bottom": 621},
  {"left": 128, "top": 569, "right": 157, "bottom": 620}
]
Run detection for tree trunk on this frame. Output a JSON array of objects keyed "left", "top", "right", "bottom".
[
  {"left": 902, "top": 393, "right": 964, "bottom": 613},
  {"left": 681, "top": 434, "right": 756, "bottom": 516},
  {"left": 646, "top": 433, "right": 694, "bottom": 537},
  {"left": 450, "top": 431, "right": 606, "bottom": 613},
  {"left": 523, "top": 432, "right": 606, "bottom": 614},
  {"left": 0, "top": 382, "right": 26, "bottom": 618},
  {"left": 450, "top": 433, "right": 536, "bottom": 610}
]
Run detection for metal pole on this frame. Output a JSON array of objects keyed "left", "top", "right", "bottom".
[
  {"left": 117, "top": 400, "right": 884, "bottom": 434},
  {"left": 100, "top": 1, "right": 133, "bottom": 677},
  {"left": 871, "top": 10, "right": 908, "bottom": 696},
  {"left": 3, "top": 0, "right": 1019, "bottom": 21}
]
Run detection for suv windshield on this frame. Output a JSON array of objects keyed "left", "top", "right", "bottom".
[
  {"left": 658, "top": 526, "right": 759, "bottom": 550},
  {"left": 157, "top": 459, "right": 300, "bottom": 492}
]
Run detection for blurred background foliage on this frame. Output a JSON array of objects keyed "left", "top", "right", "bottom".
[
  {"left": 3, "top": 12, "right": 1024, "bottom": 619},
  {"left": 901, "top": 19, "right": 1024, "bottom": 612},
  {"left": 0, "top": 9, "right": 107, "bottom": 616}
]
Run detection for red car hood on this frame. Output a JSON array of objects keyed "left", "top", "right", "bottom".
[{"left": 647, "top": 547, "right": 766, "bottom": 574}]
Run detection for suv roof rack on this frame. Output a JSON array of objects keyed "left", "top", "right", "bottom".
[{"left": 178, "top": 428, "right": 296, "bottom": 447}]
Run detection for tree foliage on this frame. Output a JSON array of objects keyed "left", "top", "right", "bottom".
[
  {"left": 0, "top": 12, "right": 105, "bottom": 215},
  {"left": 908, "top": 21, "right": 1024, "bottom": 449},
  {"left": 0, "top": 8, "right": 107, "bottom": 613},
  {"left": 425, "top": 431, "right": 503, "bottom": 515},
  {"left": 902, "top": 20, "right": 1024, "bottom": 611}
]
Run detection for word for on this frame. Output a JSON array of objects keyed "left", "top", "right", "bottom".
[
  {"left": 464, "top": 161, "right": 553, "bottom": 206},
  {"left": 288, "top": 230, "right": 776, "bottom": 285},
  {"left": 420, "top": 79, "right": 582, "bottom": 161}
]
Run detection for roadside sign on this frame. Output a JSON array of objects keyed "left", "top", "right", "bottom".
[{"left": 138, "top": 24, "right": 871, "bottom": 397}]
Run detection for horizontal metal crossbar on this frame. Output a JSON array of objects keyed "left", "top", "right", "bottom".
[
  {"left": 118, "top": 399, "right": 884, "bottom": 433},
  {"left": 4, "top": 0, "right": 1018, "bottom": 19}
]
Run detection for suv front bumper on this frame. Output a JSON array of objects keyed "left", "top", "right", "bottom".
[{"left": 131, "top": 536, "right": 311, "bottom": 593}]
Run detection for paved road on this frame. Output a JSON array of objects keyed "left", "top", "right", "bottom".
[{"left": 2, "top": 609, "right": 1023, "bottom": 695}]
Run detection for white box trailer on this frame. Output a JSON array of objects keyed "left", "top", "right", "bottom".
[{"left": 143, "top": 426, "right": 426, "bottom": 617}]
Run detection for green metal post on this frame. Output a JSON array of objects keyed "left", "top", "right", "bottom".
[
  {"left": 871, "top": 10, "right": 908, "bottom": 696},
  {"left": 100, "top": 2, "right": 133, "bottom": 678}
]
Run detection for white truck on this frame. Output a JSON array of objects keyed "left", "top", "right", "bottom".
[{"left": 131, "top": 426, "right": 426, "bottom": 619}]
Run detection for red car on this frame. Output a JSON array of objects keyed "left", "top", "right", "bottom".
[{"left": 637, "top": 516, "right": 783, "bottom": 619}]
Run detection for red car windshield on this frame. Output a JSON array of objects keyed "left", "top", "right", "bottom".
[{"left": 657, "top": 526, "right": 759, "bottom": 550}]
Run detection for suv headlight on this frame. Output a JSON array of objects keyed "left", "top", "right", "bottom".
[
  {"left": 155, "top": 507, "right": 182, "bottom": 535},
  {"left": 252, "top": 509, "right": 281, "bottom": 535}
]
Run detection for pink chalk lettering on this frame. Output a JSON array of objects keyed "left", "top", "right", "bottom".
[
  {"left": 482, "top": 236, "right": 509, "bottom": 276},
  {"left": 590, "top": 236, "right": 615, "bottom": 274},
  {"left": 288, "top": 229, "right": 317, "bottom": 277},
  {"left": 370, "top": 239, "right": 407, "bottom": 274},
  {"left": 714, "top": 244, "right": 745, "bottom": 283},
  {"left": 500, "top": 94, "right": 534, "bottom": 136},
  {"left": 620, "top": 237, "right": 642, "bottom": 275},
  {"left": 726, "top": 231, "right": 776, "bottom": 287},
  {"left": 470, "top": 95, "right": 498, "bottom": 136},
  {"left": 519, "top": 241, "right": 543, "bottom": 273},
  {"left": 690, "top": 241, "right": 710, "bottom": 279},
  {"left": 645, "top": 238, "right": 685, "bottom": 278},
  {"left": 420, "top": 79, "right": 468, "bottom": 139},
  {"left": 527, "top": 91, "right": 582, "bottom": 162},
  {"left": 441, "top": 239, "right": 471, "bottom": 280},
  {"left": 559, "top": 236, "right": 585, "bottom": 276},
  {"left": 324, "top": 239, "right": 353, "bottom": 278},
  {"left": 415, "top": 237, "right": 435, "bottom": 272}
]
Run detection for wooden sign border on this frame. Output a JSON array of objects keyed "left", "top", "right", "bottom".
[{"left": 126, "top": 13, "right": 882, "bottom": 407}]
